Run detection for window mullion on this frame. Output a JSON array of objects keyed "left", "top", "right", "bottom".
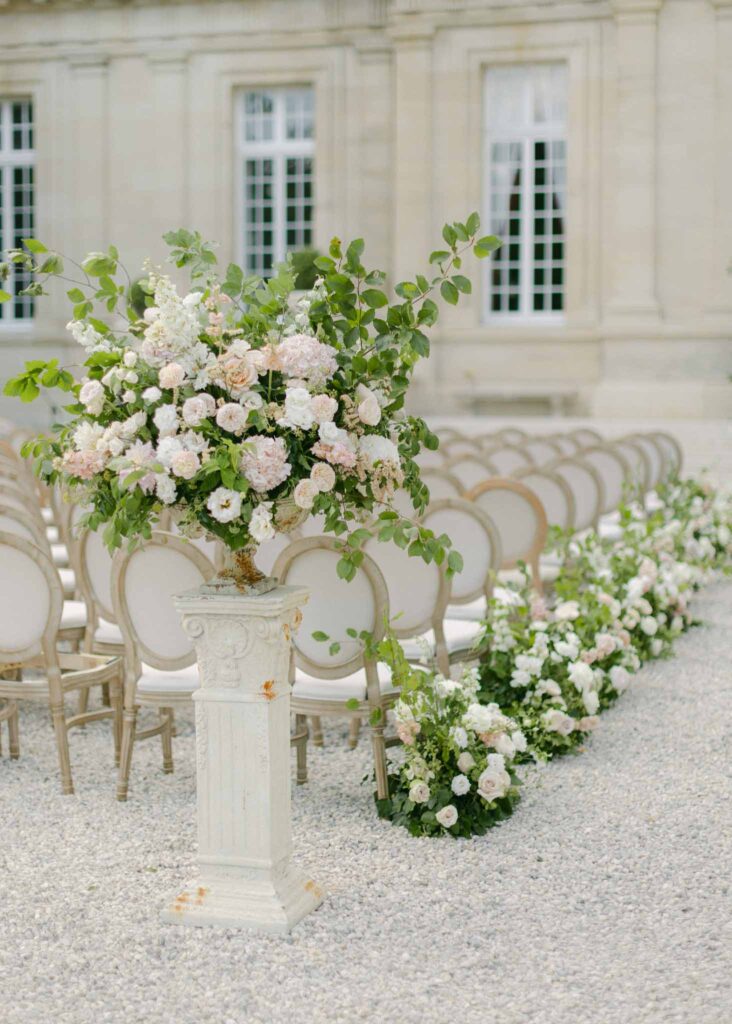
[{"left": 521, "top": 136, "right": 533, "bottom": 317}]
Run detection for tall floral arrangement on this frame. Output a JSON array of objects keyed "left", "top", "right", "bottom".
[{"left": 2, "top": 219, "right": 499, "bottom": 580}]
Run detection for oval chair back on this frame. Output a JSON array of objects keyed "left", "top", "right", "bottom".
[
  {"left": 0, "top": 503, "right": 49, "bottom": 549},
  {"left": 550, "top": 457, "right": 604, "bottom": 531},
  {"left": 421, "top": 467, "right": 465, "bottom": 501},
  {"left": 513, "top": 467, "right": 576, "bottom": 531},
  {"left": 111, "top": 531, "right": 215, "bottom": 677},
  {"left": 581, "top": 445, "right": 631, "bottom": 515},
  {"left": 520, "top": 438, "right": 563, "bottom": 466},
  {"left": 482, "top": 443, "right": 534, "bottom": 476},
  {"left": 546, "top": 433, "right": 582, "bottom": 456},
  {"left": 441, "top": 437, "right": 482, "bottom": 460},
  {"left": 421, "top": 498, "right": 502, "bottom": 607},
  {"left": 0, "top": 531, "right": 63, "bottom": 664},
  {"left": 626, "top": 434, "right": 665, "bottom": 489},
  {"left": 466, "top": 478, "right": 548, "bottom": 591},
  {"left": 569, "top": 427, "right": 602, "bottom": 447},
  {"left": 494, "top": 427, "right": 528, "bottom": 445},
  {"left": 651, "top": 431, "right": 682, "bottom": 476},
  {"left": 444, "top": 452, "right": 497, "bottom": 492},
  {"left": 364, "top": 532, "right": 452, "bottom": 676},
  {"left": 613, "top": 438, "right": 651, "bottom": 494}
]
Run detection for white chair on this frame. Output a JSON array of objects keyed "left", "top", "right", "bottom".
[
  {"left": 513, "top": 466, "right": 576, "bottom": 531},
  {"left": 546, "top": 433, "right": 583, "bottom": 456},
  {"left": 466, "top": 478, "right": 549, "bottom": 593},
  {"left": 443, "top": 452, "right": 497, "bottom": 492},
  {"left": 550, "top": 457, "right": 604, "bottom": 533},
  {"left": 651, "top": 431, "right": 683, "bottom": 476},
  {"left": 0, "top": 532, "right": 123, "bottom": 794},
  {"left": 424, "top": 498, "right": 503, "bottom": 626},
  {"left": 111, "top": 532, "right": 216, "bottom": 800},
  {"left": 441, "top": 437, "right": 483, "bottom": 460},
  {"left": 519, "top": 438, "right": 563, "bottom": 465},
  {"left": 625, "top": 433, "right": 666, "bottom": 490},
  {"left": 611, "top": 438, "right": 650, "bottom": 494},
  {"left": 569, "top": 427, "right": 602, "bottom": 447},
  {"left": 482, "top": 443, "right": 534, "bottom": 476},
  {"left": 421, "top": 467, "right": 465, "bottom": 501},
  {"left": 493, "top": 428, "right": 528, "bottom": 445},
  {"left": 273, "top": 536, "right": 393, "bottom": 798}
]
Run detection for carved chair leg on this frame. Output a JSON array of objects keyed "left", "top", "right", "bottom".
[
  {"left": 369, "top": 721, "right": 389, "bottom": 801},
  {"left": 8, "top": 703, "right": 19, "bottom": 760},
  {"left": 294, "top": 713, "right": 308, "bottom": 785},
  {"left": 110, "top": 681, "right": 123, "bottom": 768},
  {"left": 101, "top": 683, "right": 111, "bottom": 707},
  {"left": 169, "top": 708, "right": 177, "bottom": 738},
  {"left": 348, "top": 716, "right": 361, "bottom": 750},
  {"left": 310, "top": 715, "right": 324, "bottom": 747},
  {"left": 116, "top": 706, "right": 138, "bottom": 802},
  {"left": 76, "top": 686, "right": 90, "bottom": 721},
  {"left": 50, "top": 698, "right": 74, "bottom": 796},
  {"left": 160, "top": 708, "right": 174, "bottom": 774}
]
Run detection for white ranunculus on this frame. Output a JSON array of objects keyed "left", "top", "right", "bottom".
[
  {"left": 79, "top": 379, "right": 105, "bottom": 415},
  {"left": 457, "top": 751, "right": 475, "bottom": 773},
  {"left": 207, "top": 487, "right": 242, "bottom": 524},
  {"left": 408, "top": 781, "right": 430, "bottom": 804},
  {"left": 435, "top": 804, "right": 459, "bottom": 828},
  {"left": 249, "top": 504, "right": 276, "bottom": 544},
  {"left": 450, "top": 774, "right": 470, "bottom": 797},
  {"left": 216, "top": 402, "right": 249, "bottom": 435},
  {"left": 153, "top": 404, "right": 179, "bottom": 437}
]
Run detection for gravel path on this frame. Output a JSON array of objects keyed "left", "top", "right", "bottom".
[{"left": 2, "top": 583, "right": 731, "bottom": 1024}]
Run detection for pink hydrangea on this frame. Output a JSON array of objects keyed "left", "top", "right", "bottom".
[
  {"left": 240, "top": 435, "right": 292, "bottom": 492},
  {"left": 62, "top": 449, "right": 106, "bottom": 479},
  {"left": 277, "top": 334, "right": 338, "bottom": 385}
]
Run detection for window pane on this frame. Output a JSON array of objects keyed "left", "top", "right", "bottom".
[
  {"left": 0, "top": 99, "right": 35, "bottom": 322},
  {"left": 242, "top": 158, "right": 275, "bottom": 279}
]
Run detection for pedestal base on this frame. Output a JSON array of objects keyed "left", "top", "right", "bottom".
[{"left": 160, "top": 864, "right": 324, "bottom": 934}]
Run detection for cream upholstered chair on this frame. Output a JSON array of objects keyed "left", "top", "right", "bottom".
[
  {"left": 550, "top": 457, "right": 604, "bottom": 533},
  {"left": 441, "top": 436, "right": 483, "bottom": 459},
  {"left": 624, "top": 433, "right": 666, "bottom": 490},
  {"left": 424, "top": 498, "right": 503, "bottom": 627},
  {"left": 513, "top": 466, "right": 576, "bottom": 531},
  {"left": 569, "top": 427, "right": 602, "bottom": 447},
  {"left": 0, "top": 532, "right": 123, "bottom": 794},
  {"left": 546, "top": 433, "right": 583, "bottom": 456},
  {"left": 0, "top": 480, "right": 69, "bottom": 569},
  {"left": 519, "top": 437, "right": 563, "bottom": 466},
  {"left": 443, "top": 452, "right": 497, "bottom": 492},
  {"left": 610, "top": 438, "right": 650, "bottom": 493},
  {"left": 494, "top": 427, "right": 528, "bottom": 445},
  {"left": 482, "top": 443, "right": 534, "bottom": 476},
  {"left": 111, "top": 531, "right": 215, "bottom": 800},
  {"left": 466, "top": 478, "right": 549, "bottom": 593},
  {"left": 273, "top": 536, "right": 393, "bottom": 798},
  {"left": 651, "top": 431, "right": 683, "bottom": 476},
  {"left": 581, "top": 445, "right": 631, "bottom": 516},
  {"left": 421, "top": 467, "right": 465, "bottom": 501},
  {"left": 0, "top": 698, "right": 19, "bottom": 760}
]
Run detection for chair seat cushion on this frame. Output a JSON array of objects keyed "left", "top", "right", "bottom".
[
  {"left": 138, "top": 663, "right": 199, "bottom": 696},
  {"left": 46, "top": 526, "right": 59, "bottom": 544},
  {"left": 94, "top": 619, "right": 123, "bottom": 646},
  {"left": 41, "top": 507, "right": 55, "bottom": 525},
  {"left": 293, "top": 664, "right": 397, "bottom": 703},
  {"left": 400, "top": 619, "right": 484, "bottom": 662},
  {"left": 61, "top": 600, "right": 87, "bottom": 630},
  {"left": 58, "top": 568, "right": 76, "bottom": 600},
  {"left": 446, "top": 597, "right": 487, "bottom": 622},
  {"left": 51, "top": 543, "right": 69, "bottom": 568}
]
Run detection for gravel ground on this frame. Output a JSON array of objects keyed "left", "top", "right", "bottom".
[{"left": 2, "top": 584, "right": 731, "bottom": 1024}]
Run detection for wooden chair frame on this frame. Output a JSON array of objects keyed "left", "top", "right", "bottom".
[
  {"left": 465, "top": 477, "right": 549, "bottom": 592},
  {"left": 513, "top": 465, "right": 577, "bottom": 531}
]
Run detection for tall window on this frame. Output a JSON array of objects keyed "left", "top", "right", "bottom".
[
  {"left": 238, "top": 88, "right": 315, "bottom": 278},
  {"left": 484, "top": 65, "right": 567, "bottom": 319},
  {"left": 0, "top": 98, "right": 34, "bottom": 324}
]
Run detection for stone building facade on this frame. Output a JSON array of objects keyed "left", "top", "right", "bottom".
[{"left": 0, "top": 0, "right": 730, "bottom": 426}]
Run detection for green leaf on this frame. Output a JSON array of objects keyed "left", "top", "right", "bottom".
[
  {"left": 466, "top": 211, "right": 481, "bottom": 236},
  {"left": 474, "top": 235, "right": 502, "bottom": 257},
  {"left": 448, "top": 550, "right": 464, "bottom": 574},
  {"left": 362, "top": 288, "right": 388, "bottom": 308},
  {"left": 345, "top": 698, "right": 360, "bottom": 711},
  {"left": 0, "top": 290, "right": 11, "bottom": 303},
  {"left": 23, "top": 238, "right": 47, "bottom": 254},
  {"left": 442, "top": 224, "right": 458, "bottom": 247},
  {"left": 452, "top": 274, "right": 472, "bottom": 294},
  {"left": 429, "top": 250, "right": 450, "bottom": 265},
  {"left": 440, "top": 280, "right": 459, "bottom": 305},
  {"left": 66, "top": 288, "right": 86, "bottom": 303},
  {"left": 312, "top": 631, "right": 329, "bottom": 642}
]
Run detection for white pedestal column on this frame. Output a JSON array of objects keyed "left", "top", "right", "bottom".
[{"left": 161, "top": 584, "right": 323, "bottom": 933}]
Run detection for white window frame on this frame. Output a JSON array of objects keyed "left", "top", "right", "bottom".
[
  {"left": 236, "top": 87, "right": 315, "bottom": 278},
  {"left": 483, "top": 65, "right": 567, "bottom": 324},
  {"left": 0, "top": 97, "right": 35, "bottom": 327}
]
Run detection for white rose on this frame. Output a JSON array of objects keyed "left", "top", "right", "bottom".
[
  {"left": 511, "top": 730, "right": 527, "bottom": 753},
  {"left": 318, "top": 421, "right": 340, "bottom": 444},
  {"left": 182, "top": 395, "right": 209, "bottom": 427},
  {"left": 450, "top": 725, "right": 468, "bottom": 749},
  {"left": 159, "top": 362, "right": 186, "bottom": 388},
  {"left": 640, "top": 616, "right": 658, "bottom": 636},
  {"left": 355, "top": 384, "right": 382, "bottom": 426},
  {"left": 142, "top": 386, "right": 162, "bottom": 404},
  {"left": 279, "top": 387, "right": 315, "bottom": 431},
  {"left": 171, "top": 449, "right": 200, "bottom": 480},
  {"left": 457, "top": 751, "right": 475, "bottom": 773},
  {"left": 554, "top": 639, "right": 579, "bottom": 660},
  {"left": 542, "top": 708, "right": 576, "bottom": 736},
  {"left": 122, "top": 390, "right": 136, "bottom": 404},
  {"left": 293, "top": 479, "right": 319, "bottom": 510},
  {"left": 311, "top": 462, "right": 336, "bottom": 492},
  {"left": 493, "top": 732, "right": 516, "bottom": 758},
  {"left": 249, "top": 504, "right": 276, "bottom": 544},
  {"left": 578, "top": 716, "right": 600, "bottom": 732},
  {"left": 153, "top": 404, "right": 179, "bottom": 437},
  {"left": 450, "top": 774, "right": 470, "bottom": 797},
  {"left": 122, "top": 350, "right": 137, "bottom": 368},
  {"left": 609, "top": 665, "right": 630, "bottom": 692},
  {"left": 408, "top": 781, "right": 430, "bottom": 804},
  {"left": 124, "top": 370, "right": 139, "bottom": 385},
  {"left": 650, "top": 638, "right": 663, "bottom": 657},
  {"left": 477, "top": 765, "right": 510, "bottom": 802},
  {"left": 435, "top": 804, "right": 459, "bottom": 829},
  {"left": 216, "top": 402, "right": 249, "bottom": 435},
  {"left": 107, "top": 437, "right": 124, "bottom": 457},
  {"left": 121, "top": 411, "right": 146, "bottom": 439},
  {"left": 79, "top": 379, "right": 105, "bottom": 415}
]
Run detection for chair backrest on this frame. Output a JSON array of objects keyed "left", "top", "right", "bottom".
[
  {"left": 0, "top": 532, "right": 63, "bottom": 661},
  {"left": 420, "top": 498, "right": 502, "bottom": 605},
  {"left": 520, "top": 438, "right": 563, "bottom": 466},
  {"left": 112, "top": 531, "right": 215, "bottom": 673},
  {"left": 546, "top": 433, "right": 583, "bottom": 455},
  {"left": 0, "top": 481, "right": 40, "bottom": 518},
  {"left": 0, "top": 503, "right": 48, "bottom": 548},
  {"left": 273, "top": 536, "right": 388, "bottom": 679},
  {"left": 581, "top": 445, "right": 630, "bottom": 514},
  {"left": 441, "top": 437, "right": 482, "bottom": 460},
  {"left": 483, "top": 444, "right": 534, "bottom": 475},
  {"left": 651, "top": 431, "right": 682, "bottom": 476},
  {"left": 78, "top": 528, "right": 116, "bottom": 624},
  {"left": 421, "top": 467, "right": 465, "bottom": 501},
  {"left": 626, "top": 434, "right": 665, "bottom": 489},
  {"left": 433, "top": 426, "right": 466, "bottom": 443},
  {"left": 443, "top": 453, "right": 497, "bottom": 492},
  {"left": 612, "top": 438, "right": 650, "bottom": 493},
  {"left": 364, "top": 531, "right": 451, "bottom": 673},
  {"left": 551, "top": 457, "right": 604, "bottom": 531},
  {"left": 495, "top": 427, "right": 527, "bottom": 444},
  {"left": 415, "top": 447, "right": 447, "bottom": 470},
  {"left": 513, "top": 467, "right": 575, "bottom": 530},
  {"left": 569, "top": 427, "right": 602, "bottom": 447},
  {"left": 466, "top": 478, "right": 548, "bottom": 585}
]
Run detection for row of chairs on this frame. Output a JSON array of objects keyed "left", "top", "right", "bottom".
[{"left": 0, "top": 422, "right": 680, "bottom": 800}]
